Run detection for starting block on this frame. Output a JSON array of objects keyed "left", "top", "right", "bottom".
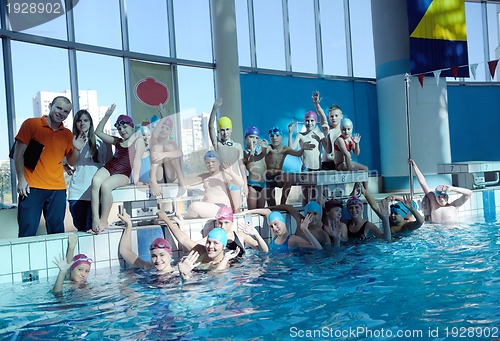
[{"left": 437, "top": 161, "right": 500, "bottom": 189}]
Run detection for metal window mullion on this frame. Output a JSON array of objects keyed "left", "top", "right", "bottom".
[
  {"left": 167, "top": 0, "right": 181, "bottom": 147},
  {"left": 247, "top": 0, "right": 257, "bottom": 68},
  {"left": 120, "top": 0, "right": 133, "bottom": 117},
  {"left": 65, "top": 0, "right": 79, "bottom": 112},
  {"left": 344, "top": 0, "right": 353, "bottom": 77},
  {"left": 481, "top": 0, "right": 491, "bottom": 80},
  {"left": 0, "top": 4, "right": 18, "bottom": 202},
  {"left": 314, "top": 0, "right": 323, "bottom": 75},
  {"left": 282, "top": 0, "right": 291, "bottom": 71}
]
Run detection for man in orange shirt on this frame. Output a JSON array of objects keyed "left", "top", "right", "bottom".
[{"left": 14, "top": 96, "right": 85, "bottom": 237}]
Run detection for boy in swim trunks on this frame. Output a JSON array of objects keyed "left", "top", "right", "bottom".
[
  {"left": 208, "top": 98, "right": 247, "bottom": 212},
  {"left": 312, "top": 91, "right": 343, "bottom": 170},
  {"left": 264, "top": 127, "right": 314, "bottom": 206},
  {"left": 409, "top": 159, "right": 472, "bottom": 223},
  {"left": 243, "top": 126, "right": 268, "bottom": 209},
  {"left": 288, "top": 110, "right": 331, "bottom": 203}
]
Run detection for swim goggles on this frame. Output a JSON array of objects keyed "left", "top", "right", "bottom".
[
  {"left": 268, "top": 127, "right": 283, "bottom": 136},
  {"left": 434, "top": 190, "right": 449, "bottom": 197},
  {"left": 114, "top": 120, "right": 132, "bottom": 128},
  {"left": 149, "top": 241, "right": 172, "bottom": 251}
]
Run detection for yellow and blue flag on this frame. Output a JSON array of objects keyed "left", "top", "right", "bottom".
[{"left": 407, "top": 0, "right": 469, "bottom": 77}]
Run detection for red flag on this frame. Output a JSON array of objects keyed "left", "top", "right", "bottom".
[
  {"left": 488, "top": 60, "right": 498, "bottom": 79},
  {"left": 417, "top": 74, "right": 424, "bottom": 87},
  {"left": 451, "top": 66, "right": 459, "bottom": 79}
]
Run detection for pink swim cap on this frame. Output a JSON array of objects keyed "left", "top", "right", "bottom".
[
  {"left": 149, "top": 237, "right": 173, "bottom": 255},
  {"left": 304, "top": 111, "right": 317, "bottom": 121},
  {"left": 215, "top": 205, "right": 234, "bottom": 222},
  {"left": 164, "top": 116, "right": 173, "bottom": 130},
  {"left": 69, "top": 254, "right": 92, "bottom": 272}
]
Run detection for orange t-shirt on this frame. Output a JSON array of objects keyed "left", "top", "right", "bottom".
[{"left": 15, "top": 116, "right": 74, "bottom": 190}]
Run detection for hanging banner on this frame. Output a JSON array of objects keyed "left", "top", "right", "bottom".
[
  {"left": 129, "top": 60, "right": 174, "bottom": 126},
  {"left": 407, "top": 0, "right": 469, "bottom": 77}
]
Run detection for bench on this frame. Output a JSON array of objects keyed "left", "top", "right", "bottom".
[{"left": 437, "top": 161, "right": 500, "bottom": 189}]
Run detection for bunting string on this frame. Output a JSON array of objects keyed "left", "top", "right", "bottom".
[{"left": 412, "top": 59, "right": 499, "bottom": 88}]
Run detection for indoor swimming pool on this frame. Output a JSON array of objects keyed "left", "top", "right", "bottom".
[{"left": 0, "top": 218, "right": 498, "bottom": 340}]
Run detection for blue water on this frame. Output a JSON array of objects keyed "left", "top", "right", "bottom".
[{"left": 0, "top": 219, "right": 499, "bottom": 340}]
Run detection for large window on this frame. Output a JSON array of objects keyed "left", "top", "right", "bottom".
[
  {"left": 127, "top": 0, "right": 170, "bottom": 56},
  {"left": 288, "top": 0, "right": 317, "bottom": 73},
  {"left": 76, "top": 51, "right": 126, "bottom": 132},
  {"left": 11, "top": 42, "right": 70, "bottom": 130},
  {"left": 320, "top": 0, "right": 348, "bottom": 76},
  {"left": 73, "top": 0, "right": 122, "bottom": 49},
  {"left": 350, "top": 0, "right": 375, "bottom": 78},
  {"left": 235, "top": 0, "right": 251, "bottom": 67},
  {"left": 173, "top": 0, "right": 213, "bottom": 62},
  {"left": 177, "top": 66, "right": 215, "bottom": 175},
  {"left": 253, "top": 0, "right": 286, "bottom": 70}
]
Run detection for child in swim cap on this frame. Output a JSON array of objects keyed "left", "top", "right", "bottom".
[
  {"left": 117, "top": 209, "right": 175, "bottom": 276},
  {"left": 207, "top": 98, "right": 247, "bottom": 213},
  {"left": 333, "top": 117, "right": 368, "bottom": 192},
  {"left": 243, "top": 125, "right": 268, "bottom": 209},
  {"left": 52, "top": 234, "right": 91, "bottom": 294},
  {"left": 323, "top": 199, "right": 347, "bottom": 246}
]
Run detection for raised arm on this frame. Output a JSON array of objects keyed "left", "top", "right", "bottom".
[
  {"left": 118, "top": 209, "right": 151, "bottom": 268},
  {"left": 444, "top": 185, "right": 472, "bottom": 208},
  {"left": 95, "top": 104, "right": 117, "bottom": 145},
  {"left": 208, "top": 98, "right": 222, "bottom": 148},
  {"left": 290, "top": 213, "right": 322, "bottom": 249},
  {"left": 65, "top": 234, "right": 78, "bottom": 263},
  {"left": 159, "top": 212, "right": 197, "bottom": 251},
  {"left": 288, "top": 120, "right": 299, "bottom": 149},
  {"left": 222, "top": 161, "right": 245, "bottom": 187},
  {"left": 312, "top": 91, "right": 328, "bottom": 127},
  {"left": 52, "top": 254, "right": 70, "bottom": 294},
  {"left": 409, "top": 159, "right": 431, "bottom": 195},
  {"left": 400, "top": 195, "right": 424, "bottom": 231},
  {"left": 352, "top": 133, "right": 361, "bottom": 157},
  {"left": 362, "top": 186, "right": 383, "bottom": 220},
  {"left": 367, "top": 200, "right": 391, "bottom": 241},
  {"left": 237, "top": 223, "right": 269, "bottom": 253}
]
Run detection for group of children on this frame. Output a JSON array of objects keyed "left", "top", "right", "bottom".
[{"left": 54, "top": 89, "right": 475, "bottom": 291}]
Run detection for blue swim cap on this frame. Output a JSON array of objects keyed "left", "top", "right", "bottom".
[
  {"left": 268, "top": 211, "right": 286, "bottom": 225},
  {"left": 390, "top": 202, "right": 409, "bottom": 217},
  {"left": 244, "top": 126, "right": 260, "bottom": 138},
  {"left": 204, "top": 150, "right": 220, "bottom": 162},
  {"left": 268, "top": 127, "right": 283, "bottom": 136},
  {"left": 340, "top": 118, "right": 353, "bottom": 128},
  {"left": 207, "top": 227, "right": 228, "bottom": 247},
  {"left": 304, "top": 200, "right": 322, "bottom": 217}
]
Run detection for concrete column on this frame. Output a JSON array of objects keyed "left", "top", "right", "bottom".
[
  {"left": 210, "top": 0, "right": 243, "bottom": 143},
  {"left": 371, "top": 0, "right": 451, "bottom": 192}
]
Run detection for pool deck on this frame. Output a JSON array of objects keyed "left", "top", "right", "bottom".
[{"left": 0, "top": 185, "right": 498, "bottom": 284}]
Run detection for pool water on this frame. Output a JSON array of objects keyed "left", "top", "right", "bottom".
[{"left": 0, "top": 218, "right": 499, "bottom": 340}]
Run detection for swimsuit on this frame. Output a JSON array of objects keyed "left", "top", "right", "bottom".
[
  {"left": 104, "top": 139, "right": 136, "bottom": 177},
  {"left": 334, "top": 137, "right": 355, "bottom": 168},
  {"left": 266, "top": 172, "right": 282, "bottom": 188},
  {"left": 226, "top": 233, "right": 245, "bottom": 257},
  {"left": 269, "top": 235, "right": 292, "bottom": 253},
  {"left": 248, "top": 178, "right": 266, "bottom": 192},
  {"left": 347, "top": 220, "right": 368, "bottom": 240},
  {"left": 301, "top": 166, "right": 320, "bottom": 172}
]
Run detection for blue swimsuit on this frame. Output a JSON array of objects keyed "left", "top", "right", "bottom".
[{"left": 269, "top": 235, "right": 292, "bottom": 253}]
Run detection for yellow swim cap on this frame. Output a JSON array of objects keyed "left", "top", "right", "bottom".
[{"left": 218, "top": 116, "right": 232, "bottom": 129}]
